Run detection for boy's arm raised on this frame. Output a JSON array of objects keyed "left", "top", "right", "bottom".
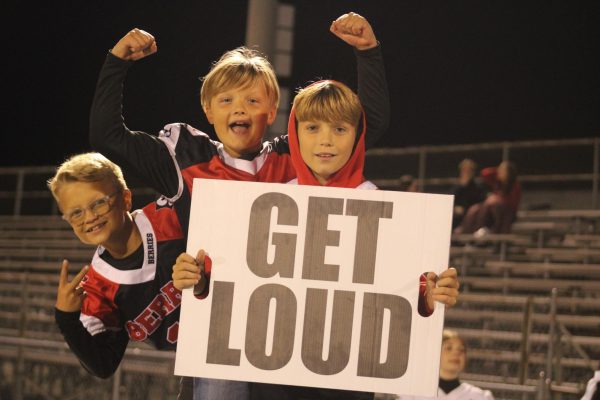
[
  {"left": 111, "top": 28, "right": 157, "bottom": 61},
  {"left": 331, "top": 13, "right": 390, "bottom": 148},
  {"left": 89, "top": 29, "right": 180, "bottom": 198},
  {"left": 55, "top": 260, "right": 129, "bottom": 379},
  {"left": 330, "top": 12, "right": 377, "bottom": 51}
]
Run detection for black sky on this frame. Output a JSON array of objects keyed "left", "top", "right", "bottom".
[{"left": 3, "top": 0, "right": 599, "bottom": 167}]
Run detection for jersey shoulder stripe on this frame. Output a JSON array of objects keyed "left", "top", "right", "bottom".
[{"left": 159, "top": 123, "right": 220, "bottom": 170}]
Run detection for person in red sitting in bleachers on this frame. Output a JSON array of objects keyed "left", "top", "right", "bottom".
[{"left": 454, "top": 160, "right": 521, "bottom": 235}]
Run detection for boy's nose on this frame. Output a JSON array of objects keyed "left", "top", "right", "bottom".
[
  {"left": 232, "top": 99, "right": 247, "bottom": 114},
  {"left": 318, "top": 129, "right": 334, "bottom": 146},
  {"left": 83, "top": 208, "right": 101, "bottom": 224}
]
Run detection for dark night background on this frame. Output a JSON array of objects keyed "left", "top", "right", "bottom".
[{"left": 3, "top": 0, "right": 599, "bottom": 167}]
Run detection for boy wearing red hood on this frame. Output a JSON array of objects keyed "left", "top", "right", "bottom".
[
  {"left": 288, "top": 78, "right": 459, "bottom": 315},
  {"left": 287, "top": 80, "right": 372, "bottom": 189},
  {"left": 251, "top": 81, "right": 459, "bottom": 399}
]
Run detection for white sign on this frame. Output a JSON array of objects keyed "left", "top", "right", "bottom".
[{"left": 175, "top": 179, "right": 453, "bottom": 396}]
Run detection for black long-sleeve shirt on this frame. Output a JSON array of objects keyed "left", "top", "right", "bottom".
[{"left": 55, "top": 308, "right": 129, "bottom": 379}]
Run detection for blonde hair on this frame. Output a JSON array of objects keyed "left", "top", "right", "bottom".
[
  {"left": 458, "top": 158, "right": 477, "bottom": 172},
  {"left": 200, "top": 47, "right": 279, "bottom": 109},
  {"left": 293, "top": 80, "right": 362, "bottom": 127},
  {"left": 442, "top": 329, "right": 466, "bottom": 351},
  {"left": 47, "top": 152, "right": 128, "bottom": 201}
]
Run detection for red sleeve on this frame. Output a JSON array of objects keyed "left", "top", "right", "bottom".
[
  {"left": 418, "top": 273, "right": 434, "bottom": 317},
  {"left": 480, "top": 167, "right": 498, "bottom": 188},
  {"left": 80, "top": 267, "right": 121, "bottom": 331},
  {"left": 193, "top": 254, "right": 212, "bottom": 299}
]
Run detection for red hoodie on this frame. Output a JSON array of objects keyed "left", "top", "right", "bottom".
[
  {"left": 287, "top": 80, "right": 368, "bottom": 188},
  {"left": 287, "top": 80, "right": 432, "bottom": 316}
]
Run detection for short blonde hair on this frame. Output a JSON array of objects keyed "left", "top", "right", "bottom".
[
  {"left": 293, "top": 80, "right": 361, "bottom": 127},
  {"left": 47, "top": 152, "right": 128, "bottom": 201},
  {"left": 459, "top": 158, "right": 477, "bottom": 172},
  {"left": 200, "top": 47, "right": 279, "bottom": 109},
  {"left": 442, "top": 329, "right": 466, "bottom": 350}
]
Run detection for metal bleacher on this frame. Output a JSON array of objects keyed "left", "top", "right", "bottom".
[
  {"left": 364, "top": 137, "right": 600, "bottom": 398},
  {"left": 448, "top": 209, "right": 600, "bottom": 398}
]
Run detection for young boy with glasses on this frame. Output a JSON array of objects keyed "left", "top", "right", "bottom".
[{"left": 48, "top": 152, "right": 190, "bottom": 380}]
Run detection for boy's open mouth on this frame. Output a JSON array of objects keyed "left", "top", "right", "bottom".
[{"left": 229, "top": 121, "right": 251, "bottom": 133}]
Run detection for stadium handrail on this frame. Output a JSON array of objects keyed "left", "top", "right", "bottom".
[{"left": 0, "top": 137, "right": 598, "bottom": 216}]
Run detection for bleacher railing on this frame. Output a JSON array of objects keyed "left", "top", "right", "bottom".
[
  {"left": 365, "top": 137, "right": 599, "bottom": 208},
  {"left": 0, "top": 137, "right": 598, "bottom": 216},
  {"left": 0, "top": 167, "right": 158, "bottom": 217}
]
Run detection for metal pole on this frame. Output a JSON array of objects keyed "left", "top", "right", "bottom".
[
  {"left": 554, "top": 325, "right": 563, "bottom": 400},
  {"left": 519, "top": 296, "right": 533, "bottom": 385},
  {"left": 502, "top": 142, "right": 510, "bottom": 161},
  {"left": 418, "top": 148, "right": 427, "bottom": 192},
  {"left": 592, "top": 137, "right": 599, "bottom": 209},
  {"left": 14, "top": 271, "right": 30, "bottom": 400},
  {"left": 111, "top": 364, "right": 122, "bottom": 400},
  {"left": 245, "top": 0, "right": 277, "bottom": 59},
  {"left": 13, "top": 169, "right": 25, "bottom": 217},
  {"left": 536, "top": 370, "right": 549, "bottom": 400},
  {"left": 546, "top": 288, "right": 558, "bottom": 389}
]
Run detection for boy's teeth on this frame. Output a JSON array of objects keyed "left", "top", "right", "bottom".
[{"left": 87, "top": 222, "right": 105, "bottom": 233}]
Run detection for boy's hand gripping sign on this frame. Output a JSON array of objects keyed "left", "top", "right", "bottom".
[{"left": 175, "top": 179, "right": 453, "bottom": 396}]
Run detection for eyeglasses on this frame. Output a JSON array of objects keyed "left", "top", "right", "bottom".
[{"left": 62, "top": 192, "right": 120, "bottom": 224}]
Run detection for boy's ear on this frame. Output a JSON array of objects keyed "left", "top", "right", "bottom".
[
  {"left": 123, "top": 189, "right": 133, "bottom": 212},
  {"left": 266, "top": 105, "right": 277, "bottom": 125},
  {"left": 203, "top": 104, "right": 214, "bottom": 124}
]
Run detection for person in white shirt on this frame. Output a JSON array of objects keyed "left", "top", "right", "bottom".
[
  {"left": 581, "top": 370, "right": 600, "bottom": 400},
  {"left": 378, "top": 330, "right": 494, "bottom": 400}
]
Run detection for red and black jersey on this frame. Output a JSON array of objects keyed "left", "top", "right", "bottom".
[
  {"left": 55, "top": 203, "right": 185, "bottom": 378},
  {"left": 155, "top": 123, "right": 296, "bottom": 236},
  {"left": 81, "top": 205, "right": 184, "bottom": 349}
]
